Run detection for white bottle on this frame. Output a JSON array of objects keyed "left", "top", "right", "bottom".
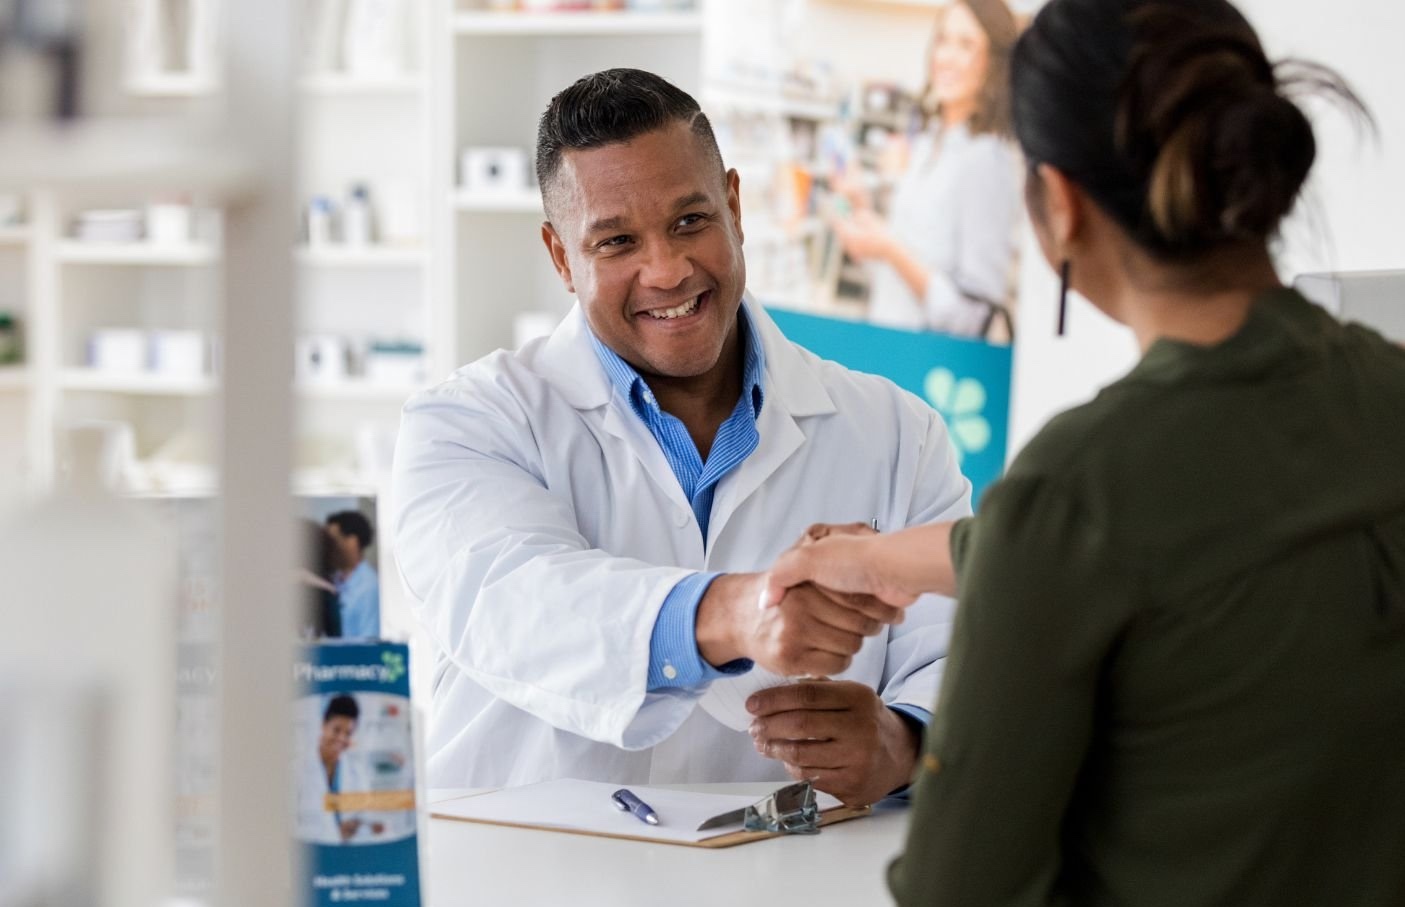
[
  {"left": 343, "top": 0, "right": 406, "bottom": 79},
  {"left": 342, "top": 184, "right": 374, "bottom": 247},
  {"left": 306, "top": 196, "right": 336, "bottom": 247}
]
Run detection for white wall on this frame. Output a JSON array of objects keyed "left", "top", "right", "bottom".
[{"left": 1008, "top": 0, "right": 1405, "bottom": 455}]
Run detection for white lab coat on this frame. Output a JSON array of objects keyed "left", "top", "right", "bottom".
[
  {"left": 391, "top": 296, "right": 972, "bottom": 788},
  {"left": 295, "top": 748, "right": 373, "bottom": 845}
]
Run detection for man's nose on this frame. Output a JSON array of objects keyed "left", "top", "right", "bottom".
[{"left": 637, "top": 237, "right": 693, "bottom": 290}]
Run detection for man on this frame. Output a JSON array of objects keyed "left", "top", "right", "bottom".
[
  {"left": 391, "top": 69, "right": 971, "bottom": 805},
  {"left": 325, "top": 511, "right": 380, "bottom": 639}
]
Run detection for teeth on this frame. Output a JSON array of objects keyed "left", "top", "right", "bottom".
[{"left": 646, "top": 295, "right": 701, "bottom": 320}]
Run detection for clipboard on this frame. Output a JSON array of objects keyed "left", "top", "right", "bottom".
[{"left": 431, "top": 779, "right": 872, "bottom": 849}]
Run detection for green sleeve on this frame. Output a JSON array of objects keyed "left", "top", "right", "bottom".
[{"left": 888, "top": 476, "right": 1136, "bottom": 906}]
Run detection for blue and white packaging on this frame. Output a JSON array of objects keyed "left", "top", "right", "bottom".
[{"left": 294, "top": 641, "right": 422, "bottom": 907}]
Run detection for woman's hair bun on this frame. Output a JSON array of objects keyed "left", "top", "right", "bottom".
[{"left": 1117, "top": 4, "right": 1317, "bottom": 252}]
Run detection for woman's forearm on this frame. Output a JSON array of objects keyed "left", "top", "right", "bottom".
[{"left": 873, "top": 522, "right": 956, "bottom": 598}]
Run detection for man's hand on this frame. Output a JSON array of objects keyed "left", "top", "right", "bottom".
[
  {"left": 697, "top": 574, "right": 905, "bottom": 678},
  {"left": 747, "top": 680, "right": 921, "bottom": 807}
]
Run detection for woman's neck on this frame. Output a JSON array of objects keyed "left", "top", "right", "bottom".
[{"left": 1110, "top": 246, "right": 1283, "bottom": 352}]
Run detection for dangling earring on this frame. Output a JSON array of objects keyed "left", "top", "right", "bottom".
[{"left": 1056, "top": 259, "right": 1070, "bottom": 337}]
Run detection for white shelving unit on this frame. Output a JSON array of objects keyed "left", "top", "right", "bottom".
[
  {"left": 451, "top": 188, "right": 543, "bottom": 214},
  {"left": 59, "top": 369, "right": 217, "bottom": 395},
  {"left": 0, "top": 367, "right": 28, "bottom": 390},
  {"left": 452, "top": 9, "right": 703, "bottom": 36},
  {"left": 55, "top": 241, "right": 220, "bottom": 266},
  {"left": 294, "top": 245, "right": 429, "bottom": 267}
]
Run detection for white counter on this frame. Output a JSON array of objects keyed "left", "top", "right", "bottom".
[{"left": 425, "top": 784, "right": 912, "bottom": 907}]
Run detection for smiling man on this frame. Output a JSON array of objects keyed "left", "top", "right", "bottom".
[{"left": 391, "top": 69, "right": 972, "bottom": 804}]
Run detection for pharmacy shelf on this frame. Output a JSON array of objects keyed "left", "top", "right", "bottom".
[
  {"left": 58, "top": 369, "right": 420, "bottom": 401},
  {"left": 300, "top": 74, "right": 424, "bottom": 96},
  {"left": 453, "top": 10, "right": 703, "bottom": 37},
  {"left": 56, "top": 241, "right": 220, "bottom": 266},
  {"left": 453, "top": 188, "right": 543, "bottom": 214},
  {"left": 60, "top": 369, "right": 217, "bottom": 395},
  {"left": 0, "top": 366, "right": 29, "bottom": 390},
  {"left": 295, "top": 246, "right": 428, "bottom": 267},
  {"left": 125, "top": 73, "right": 220, "bottom": 98},
  {"left": 0, "top": 226, "right": 30, "bottom": 245},
  {"left": 296, "top": 380, "right": 423, "bottom": 401},
  {"left": 0, "top": 120, "right": 252, "bottom": 199},
  {"left": 703, "top": 86, "right": 839, "bottom": 121}
]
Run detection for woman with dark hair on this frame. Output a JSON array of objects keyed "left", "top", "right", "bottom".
[
  {"left": 830, "top": 0, "right": 1023, "bottom": 340},
  {"left": 766, "top": 0, "right": 1405, "bottom": 902}
]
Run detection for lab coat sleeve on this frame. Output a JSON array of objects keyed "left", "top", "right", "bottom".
[
  {"left": 921, "top": 139, "right": 1020, "bottom": 336},
  {"left": 391, "top": 383, "right": 703, "bottom": 751},
  {"left": 880, "top": 404, "right": 973, "bottom": 713}
]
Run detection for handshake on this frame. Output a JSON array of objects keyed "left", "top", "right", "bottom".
[{"left": 695, "top": 520, "right": 956, "bottom": 679}]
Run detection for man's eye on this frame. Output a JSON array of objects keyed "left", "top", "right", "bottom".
[
  {"left": 678, "top": 214, "right": 706, "bottom": 228},
  {"left": 600, "top": 235, "right": 632, "bottom": 248}
]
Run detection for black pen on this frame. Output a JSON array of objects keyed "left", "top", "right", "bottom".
[{"left": 611, "top": 788, "right": 659, "bottom": 826}]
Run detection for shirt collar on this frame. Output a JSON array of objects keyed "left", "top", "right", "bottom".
[{"left": 588, "top": 304, "right": 766, "bottom": 422}]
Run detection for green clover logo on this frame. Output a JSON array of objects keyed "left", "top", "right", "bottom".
[
  {"left": 923, "top": 368, "right": 991, "bottom": 463},
  {"left": 381, "top": 650, "right": 406, "bottom": 684}
]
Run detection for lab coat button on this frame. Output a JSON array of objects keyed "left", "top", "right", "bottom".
[
  {"left": 674, "top": 508, "right": 689, "bottom": 528},
  {"left": 662, "top": 664, "right": 678, "bottom": 680}
]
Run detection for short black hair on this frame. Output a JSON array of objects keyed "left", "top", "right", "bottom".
[
  {"left": 323, "top": 694, "right": 359, "bottom": 724},
  {"left": 326, "top": 510, "right": 374, "bottom": 550},
  {"left": 535, "top": 68, "right": 725, "bottom": 218}
]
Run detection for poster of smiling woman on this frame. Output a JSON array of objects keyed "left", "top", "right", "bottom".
[{"left": 701, "top": 0, "right": 1039, "bottom": 498}]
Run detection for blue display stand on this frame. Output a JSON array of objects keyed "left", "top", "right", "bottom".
[
  {"left": 296, "top": 642, "right": 422, "bottom": 907},
  {"left": 766, "top": 307, "right": 1012, "bottom": 505}
]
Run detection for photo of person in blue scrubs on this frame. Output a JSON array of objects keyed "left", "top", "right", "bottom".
[{"left": 325, "top": 510, "right": 380, "bottom": 639}]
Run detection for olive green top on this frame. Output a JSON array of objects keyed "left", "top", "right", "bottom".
[{"left": 890, "top": 289, "right": 1405, "bottom": 906}]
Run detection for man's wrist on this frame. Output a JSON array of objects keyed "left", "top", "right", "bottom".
[{"left": 695, "top": 572, "right": 761, "bottom": 667}]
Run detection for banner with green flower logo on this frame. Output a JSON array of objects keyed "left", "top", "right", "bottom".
[{"left": 767, "top": 308, "right": 1012, "bottom": 506}]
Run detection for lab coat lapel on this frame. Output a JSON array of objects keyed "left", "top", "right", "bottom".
[
  {"left": 705, "top": 300, "right": 837, "bottom": 550},
  {"left": 536, "top": 304, "right": 693, "bottom": 514}
]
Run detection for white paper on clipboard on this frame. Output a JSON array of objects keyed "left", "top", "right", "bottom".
[{"left": 696, "top": 668, "right": 799, "bottom": 731}]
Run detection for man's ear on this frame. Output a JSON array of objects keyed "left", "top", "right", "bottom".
[
  {"left": 725, "top": 168, "right": 743, "bottom": 244},
  {"left": 541, "top": 220, "right": 575, "bottom": 294}
]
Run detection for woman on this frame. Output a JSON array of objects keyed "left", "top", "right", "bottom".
[
  {"left": 295, "top": 694, "right": 385, "bottom": 845},
  {"left": 768, "top": 0, "right": 1405, "bottom": 902},
  {"left": 830, "top": 0, "right": 1023, "bottom": 340}
]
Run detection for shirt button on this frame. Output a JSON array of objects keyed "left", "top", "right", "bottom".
[
  {"left": 663, "top": 664, "right": 678, "bottom": 680},
  {"left": 674, "top": 508, "right": 690, "bottom": 528}
]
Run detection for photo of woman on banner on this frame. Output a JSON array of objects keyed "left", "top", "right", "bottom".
[
  {"left": 296, "top": 693, "right": 387, "bottom": 845},
  {"left": 827, "top": 0, "right": 1024, "bottom": 341}
]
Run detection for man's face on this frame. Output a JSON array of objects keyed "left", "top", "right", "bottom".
[{"left": 541, "top": 120, "right": 747, "bottom": 381}]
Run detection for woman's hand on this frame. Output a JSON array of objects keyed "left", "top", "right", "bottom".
[
  {"left": 764, "top": 522, "right": 958, "bottom": 608},
  {"left": 831, "top": 208, "right": 899, "bottom": 262}
]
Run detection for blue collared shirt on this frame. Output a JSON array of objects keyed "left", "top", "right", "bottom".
[
  {"left": 589, "top": 307, "right": 936, "bottom": 738},
  {"left": 335, "top": 559, "right": 381, "bottom": 639},
  {"left": 589, "top": 307, "right": 764, "bottom": 689}
]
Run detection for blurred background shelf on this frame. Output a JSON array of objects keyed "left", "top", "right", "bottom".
[
  {"left": 300, "top": 74, "right": 425, "bottom": 95},
  {"left": 452, "top": 189, "right": 543, "bottom": 214},
  {"left": 0, "top": 367, "right": 30, "bottom": 390},
  {"left": 295, "top": 380, "right": 423, "bottom": 401},
  {"left": 125, "top": 73, "right": 221, "bottom": 98},
  {"left": 452, "top": 10, "right": 703, "bottom": 37},
  {"left": 60, "top": 369, "right": 217, "bottom": 395},
  {"left": 0, "top": 120, "right": 252, "bottom": 198},
  {"left": 56, "top": 241, "right": 220, "bottom": 266},
  {"left": 294, "top": 246, "right": 428, "bottom": 267},
  {"left": 0, "top": 226, "right": 31, "bottom": 245}
]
